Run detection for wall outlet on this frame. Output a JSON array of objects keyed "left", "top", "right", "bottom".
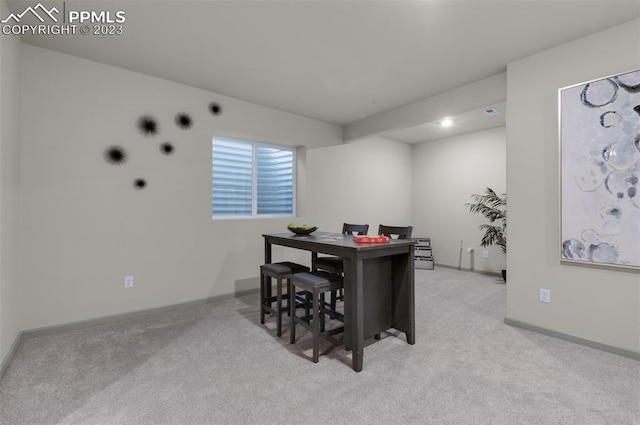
[
  {"left": 483, "top": 250, "right": 489, "bottom": 259},
  {"left": 539, "top": 288, "right": 550, "bottom": 303},
  {"left": 124, "top": 275, "right": 134, "bottom": 289}
]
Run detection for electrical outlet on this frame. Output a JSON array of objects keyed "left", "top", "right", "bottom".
[
  {"left": 539, "top": 288, "right": 550, "bottom": 303},
  {"left": 124, "top": 275, "right": 134, "bottom": 289},
  {"left": 483, "top": 250, "right": 489, "bottom": 259}
]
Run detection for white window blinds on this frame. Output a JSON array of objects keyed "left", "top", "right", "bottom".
[{"left": 212, "top": 137, "right": 295, "bottom": 218}]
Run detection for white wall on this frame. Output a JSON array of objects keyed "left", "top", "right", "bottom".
[
  {"left": 306, "top": 136, "right": 413, "bottom": 233},
  {"left": 412, "top": 127, "right": 506, "bottom": 273},
  {"left": 18, "top": 45, "right": 342, "bottom": 330},
  {"left": 0, "top": 0, "right": 22, "bottom": 365},
  {"left": 506, "top": 19, "right": 640, "bottom": 354}
]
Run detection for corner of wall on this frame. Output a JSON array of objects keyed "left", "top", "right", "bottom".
[{"left": 0, "top": 0, "right": 24, "bottom": 375}]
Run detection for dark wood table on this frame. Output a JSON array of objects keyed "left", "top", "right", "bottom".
[{"left": 263, "top": 231, "right": 415, "bottom": 372}]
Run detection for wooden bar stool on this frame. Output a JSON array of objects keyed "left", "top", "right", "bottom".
[
  {"left": 290, "top": 271, "right": 344, "bottom": 363},
  {"left": 260, "top": 261, "right": 310, "bottom": 336}
]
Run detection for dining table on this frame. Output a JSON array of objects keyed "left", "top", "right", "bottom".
[{"left": 263, "top": 231, "right": 416, "bottom": 372}]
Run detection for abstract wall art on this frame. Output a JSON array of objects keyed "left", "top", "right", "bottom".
[
  {"left": 133, "top": 178, "right": 147, "bottom": 190},
  {"left": 175, "top": 113, "right": 193, "bottom": 129},
  {"left": 559, "top": 69, "right": 640, "bottom": 269},
  {"left": 107, "top": 103, "right": 224, "bottom": 191},
  {"left": 160, "top": 142, "right": 175, "bottom": 155},
  {"left": 137, "top": 115, "right": 158, "bottom": 136},
  {"left": 103, "top": 145, "right": 128, "bottom": 165},
  {"left": 209, "top": 102, "right": 222, "bottom": 116}
]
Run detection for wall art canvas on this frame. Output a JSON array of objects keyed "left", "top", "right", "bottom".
[{"left": 560, "top": 69, "right": 640, "bottom": 269}]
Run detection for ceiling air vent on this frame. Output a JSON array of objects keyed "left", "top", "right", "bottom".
[{"left": 483, "top": 108, "right": 500, "bottom": 116}]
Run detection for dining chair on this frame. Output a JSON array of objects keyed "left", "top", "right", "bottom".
[
  {"left": 313, "top": 223, "right": 369, "bottom": 310},
  {"left": 289, "top": 271, "right": 345, "bottom": 363},
  {"left": 260, "top": 261, "right": 310, "bottom": 337},
  {"left": 378, "top": 224, "right": 413, "bottom": 240},
  {"left": 313, "top": 223, "right": 369, "bottom": 274}
]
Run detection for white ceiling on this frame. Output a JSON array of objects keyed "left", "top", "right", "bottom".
[{"left": 9, "top": 0, "right": 640, "bottom": 143}]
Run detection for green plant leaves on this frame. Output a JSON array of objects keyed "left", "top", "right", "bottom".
[{"left": 465, "top": 187, "right": 507, "bottom": 253}]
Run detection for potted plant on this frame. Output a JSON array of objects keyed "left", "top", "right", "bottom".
[{"left": 465, "top": 187, "right": 507, "bottom": 281}]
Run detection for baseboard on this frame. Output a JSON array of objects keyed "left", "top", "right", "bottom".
[
  {"left": 0, "top": 288, "right": 259, "bottom": 380},
  {"left": 0, "top": 330, "right": 25, "bottom": 380},
  {"left": 504, "top": 318, "right": 640, "bottom": 361},
  {"left": 434, "top": 263, "right": 502, "bottom": 278}
]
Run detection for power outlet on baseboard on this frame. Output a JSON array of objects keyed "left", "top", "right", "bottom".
[{"left": 539, "top": 288, "right": 550, "bottom": 303}]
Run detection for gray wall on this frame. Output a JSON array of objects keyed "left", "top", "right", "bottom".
[
  {"left": 307, "top": 136, "right": 413, "bottom": 234},
  {"left": 506, "top": 19, "right": 640, "bottom": 354},
  {"left": 18, "top": 45, "right": 344, "bottom": 330},
  {"left": 412, "top": 127, "right": 506, "bottom": 273},
  {"left": 0, "top": 0, "right": 22, "bottom": 367},
  {"left": 16, "top": 45, "right": 414, "bottom": 333}
]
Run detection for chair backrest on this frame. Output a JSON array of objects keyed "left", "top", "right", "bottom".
[
  {"left": 342, "top": 223, "right": 369, "bottom": 236},
  {"left": 378, "top": 225, "right": 413, "bottom": 240}
]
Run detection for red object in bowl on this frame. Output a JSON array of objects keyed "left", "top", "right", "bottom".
[{"left": 353, "top": 235, "right": 390, "bottom": 244}]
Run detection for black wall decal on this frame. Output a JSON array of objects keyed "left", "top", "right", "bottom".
[
  {"left": 160, "top": 142, "right": 174, "bottom": 155},
  {"left": 104, "top": 145, "right": 128, "bottom": 165},
  {"left": 175, "top": 113, "right": 193, "bottom": 129},
  {"left": 137, "top": 115, "right": 158, "bottom": 136},
  {"left": 133, "top": 178, "right": 147, "bottom": 189},
  {"left": 209, "top": 102, "right": 222, "bottom": 115}
]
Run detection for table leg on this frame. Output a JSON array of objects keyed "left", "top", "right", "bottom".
[
  {"left": 408, "top": 249, "right": 415, "bottom": 344},
  {"left": 264, "top": 238, "right": 272, "bottom": 264},
  {"left": 405, "top": 249, "right": 416, "bottom": 345},
  {"left": 391, "top": 250, "right": 416, "bottom": 345},
  {"left": 264, "top": 238, "right": 273, "bottom": 313},
  {"left": 343, "top": 258, "right": 364, "bottom": 372}
]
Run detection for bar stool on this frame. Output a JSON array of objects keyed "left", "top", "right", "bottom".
[
  {"left": 260, "top": 261, "right": 310, "bottom": 336},
  {"left": 290, "top": 271, "right": 345, "bottom": 363}
]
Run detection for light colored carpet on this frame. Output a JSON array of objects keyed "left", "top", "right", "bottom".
[{"left": 1, "top": 268, "right": 638, "bottom": 425}]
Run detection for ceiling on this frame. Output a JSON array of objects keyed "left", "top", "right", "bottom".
[
  {"left": 380, "top": 101, "right": 507, "bottom": 143},
  {"left": 8, "top": 0, "right": 640, "bottom": 143}
]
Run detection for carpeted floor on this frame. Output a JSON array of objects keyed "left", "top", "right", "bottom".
[{"left": 1, "top": 267, "right": 638, "bottom": 425}]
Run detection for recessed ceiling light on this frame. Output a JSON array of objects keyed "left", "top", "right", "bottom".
[
  {"left": 440, "top": 118, "right": 453, "bottom": 127},
  {"left": 483, "top": 108, "right": 500, "bottom": 116}
]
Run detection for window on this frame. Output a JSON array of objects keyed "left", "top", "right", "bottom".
[{"left": 212, "top": 136, "right": 295, "bottom": 218}]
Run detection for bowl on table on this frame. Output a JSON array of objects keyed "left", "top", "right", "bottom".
[{"left": 287, "top": 225, "right": 318, "bottom": 235}]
